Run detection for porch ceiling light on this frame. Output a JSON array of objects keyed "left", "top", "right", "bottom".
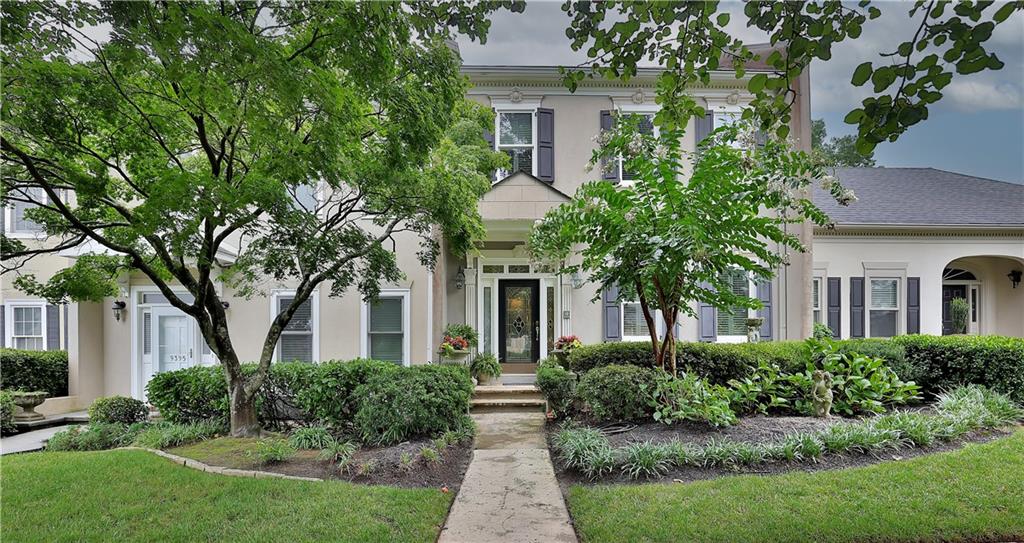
[
  {"left": 571, "top": 271, "right": 585, "bottom": 290},
  {"left": 455, "top": 268, "right": 466, "bottom": 290},
  {"left": 1009, "top": 269, "right": 1022, "bottom": 289},
  {"left": 111, "top": 300, "right": 126, "bottom": 321}
]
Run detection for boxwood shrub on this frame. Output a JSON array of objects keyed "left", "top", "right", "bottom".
[
  {"left": 567, "top": 342, "right": 656, "bottom": 374},
  {"left": 0, "top": 349, "right": 69, "bottom": 397},
  {"left": 88, "top": 396, "right": 149, "bottom": 424},
  {"left": 893, "top": 335, "right": 1024, "bottom": 401},
  {"left": 0, "top": 391, "right": 15, "bottom": 435},
  {"left": 352, "top": 365, "right": 473, "bottom": 445},
  {"left": 146, "top": 366, "right": 230, "bottom": 424},
  {"left": 536, "top": 358, "right": 577, "bottom": 418},
  {"left": 576, "top": 365, "right": 659, "bottom": 422}
]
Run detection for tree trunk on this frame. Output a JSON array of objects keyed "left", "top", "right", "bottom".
[{"left": 229, "top": 382, "right": 260, "bottom": 437}]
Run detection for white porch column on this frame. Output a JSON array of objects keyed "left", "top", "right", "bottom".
[{"left": 464, "top": 261, "right": 477, "bottom": 337}]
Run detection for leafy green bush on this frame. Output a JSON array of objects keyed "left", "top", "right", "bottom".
[
  {"left": 833, "top": 339, "right": 914, "bottom": 382},
  {"left": 0, "top": 391, "right": 15, "bottom": 435},
  {"left": 568, "top": 342, "right": 656, "bottom": 374},
  {"left": 676, "top": 343, "right": 760, "bottom": 384},
  {"left": 727, "top": 361, "right": 791, "bottom": 414},
  {"left": 297, "top": 359, "right": 400, "bottom": 426},
  {"left": 536, "top": 359, "right": 577, "bottom": 418},
  {"left": 576, "top": 365, "right": 659, "bottom": 422},
  {"left": 130, "top": 420, "right": 226, "bottom": 449},
  {"left": 88, "top": 396, "right": 149, "bottom": 424},
  {"left": 0, "top": 348, "right": 68, "bottom": 397},
  {"left": 353, "top": 364, "right": 473, "bottom": 445},
  {"left": 47, "top": 422, "right": 146, "bottom": 451},
  {"left": 893, "top": 335, "right": 1024, "bottom": 401},
  {"left": 247, "top": 438, "right": 296, "bottom": 464},
  {"left": 146, "top": 366, "right": 228, "bottom": 424},
  {"left": 288, "top": 426, "right": 335, "bottom": 450},
  {"left": 644, "top": 372, "right": 737, "bottom": 427}
]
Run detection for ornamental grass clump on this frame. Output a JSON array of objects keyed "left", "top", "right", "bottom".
[
  {"left": 318, "top": 440, "right": 358, "bottom": 471},
  {"left": 288, "top": 426, "right": 336, "bottom": 450},
  {"left": 131, "top": 420, "right": 226, "bottom": 449},
  {"left": 620, "top": 441, "right": 673, "bottom": 479},
  {"left": 247, "top": 438, "right": 296, "bottom": 465}
]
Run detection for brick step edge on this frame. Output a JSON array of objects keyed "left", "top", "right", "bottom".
[{"left": 473, "top": 385, "right": 540, "bottom": 394}]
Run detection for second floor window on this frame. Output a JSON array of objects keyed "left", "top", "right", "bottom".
[
  {"left": 497, "top": 111, "right": 533, "bottom": 176},
  {"left": 620, "top": 113, "right": 655, "bottom": 183},
  {"left": 6, "top": 187, "right": 46, "bottom": 235}
]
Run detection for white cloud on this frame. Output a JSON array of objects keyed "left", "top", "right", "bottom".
[{"left": 945, "top": 80, "right": 1023, "bottom": 110}]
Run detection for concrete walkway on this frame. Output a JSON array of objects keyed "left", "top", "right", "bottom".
[
  {"left": 439, "top": 411, "right": 576, "bottom": 543},
  {"left": 1, "top": 424, "right": 76, "bottom": 455}
]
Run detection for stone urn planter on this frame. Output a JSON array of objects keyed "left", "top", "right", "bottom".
[
  {"left": 745, "top": 318, "right": 763, "bottom": 343},
  {"left": 439, "top": 349, "right": 471, "bottom": 367},
  {"left": 12, "top": 391, "right": 48, "bottom": 422}
]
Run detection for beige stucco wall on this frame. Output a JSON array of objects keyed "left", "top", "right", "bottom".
[{"left": 813, "top": 230, "right": 1024, "bottom": 338}]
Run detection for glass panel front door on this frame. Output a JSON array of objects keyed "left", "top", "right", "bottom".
[{"left": 499, "top": 280, "right": 540, "bottom": 364}]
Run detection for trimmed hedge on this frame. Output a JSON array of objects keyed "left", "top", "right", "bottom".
[
  {"left": 0, "top": 390, "right": 15, "bottom": 435},
  {"left": 536, "top": 358, "right": 577, "bottom": 418},
  {"left": 0, "top": 349, "right": 69, "bottom": 397},
  {"left": 88, "top": 396, "right": 149, "bottom": 424},
  {"left": 146, "top": 360, "right": 473, "bottom": 442},
  {"left": 893, "top": 335, "right": 1024, "bottom": 401},
  {"left": 577, "top": 365, "right": 659, "bottom": 422}
]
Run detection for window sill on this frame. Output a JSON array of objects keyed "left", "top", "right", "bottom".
[{"left": 716, "top": 335, "right": 748, "bottom": 344}]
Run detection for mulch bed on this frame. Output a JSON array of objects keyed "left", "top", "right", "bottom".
[
  {"left": 171, "top": 437, "right": 472, "bottom": 490},
  {"left": 548, "top": 413, "right": 1015, "bottom": 487}
]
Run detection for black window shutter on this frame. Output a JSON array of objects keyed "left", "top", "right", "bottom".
[
  {"left": 850, "top": 277, "right": 865, "bottom": 338},
  {"left": 698, "top": 281, "right": 717, "bottom": 342},
  {"left": 602, "top": 285, "right": 621, "bottom": 342},
  {"left": 599, "top": 110, "right": 619, "bottom": 182},
  {"left": 827, "top": 277, "right": 841, "bottom": 339},
  {"left": 536, "top": 108, "right": 554, "bottom": 182},
  {"left": 46, "top": 304, "right": 60, "bottom": 350},
  {"left": 756, "top": 280, "right": 772, "bottom": 341},
  {"left": 695, "top": 111, "right": 714, "bottom": 144},
  {"left": 907, "top": 277, "right": 920, "bottom": 334}
]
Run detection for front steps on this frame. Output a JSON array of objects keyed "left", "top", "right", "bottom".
[{"left": 471, "top": 383, "right": 546, "bottom": 414}]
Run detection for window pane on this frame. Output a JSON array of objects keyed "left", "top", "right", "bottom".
[
  {"left": 812, "top": 279, "right": 820, "bottom": 309},
  {"left": 870, "top": 279, "right": 898, "bottom": 309},
  {"left": 483, "top": 286, "right": 492, "bottom": 354},
  {"left": 623, "top": 302, "right": 650, "bottom": 337},
  {"left": 279, "top": 334, "right": 313, "bottom": 362},
  {"left": 292, "top": 184, "right": 317, "bottom": 210},
  {"left": 370, "top": 333, "right": 403, "bottom": 363},
  {"left": 278, "top": 297, "right": 313, "bottom": 332},
  {"left": 508, "top": 264, "right": 530, "bottom": 273},
  {"left": 482, "top": 265, "right": 504, "bottom": 274},
  {"left": 14, "top": 337, "right": 44, "bottom": 350},
  {"left": 13, "top": 306, "right": 42, "bottom": 336},
  {"left": 498, "top": 112, "right": 532, "bottom": 145},
  {"left": 813, "top": 309, "right": 822, "bottom": 324},
  {"left": 503, "top": 148, "right": 533, "bottom": 175},
  {"left": 141, "top": 292, "right": 196, "bottom": 304},
  {"left": 870, "top": 310, "right": 897, "bottom": 338},
  {"left": 143, "top": 312, "right": 152, "bottom": 355},
  {"left": 369, "top": 298, "right": 402, "bottom": 333}
]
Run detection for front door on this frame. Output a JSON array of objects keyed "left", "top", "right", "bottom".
[
  {"left": 941, "top": 284, "right": 968, "bottom": 335},
  {"left": 498, "top": 279, "right": 540, "bottom": 364},
  {"left": 152, "top": 307, "right": 196, "bottom": 373}
]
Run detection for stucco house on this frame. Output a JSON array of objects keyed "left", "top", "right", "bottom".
[{"left": 2, "top": 62, "right": 1021, "bottom": 416}]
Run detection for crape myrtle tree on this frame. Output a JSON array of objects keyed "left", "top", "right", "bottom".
[
  {"left": 0, "top": 1, "right": 520, "bottom": 436},
  {"left": 561, "top": 1, "right": 1021, "bottom": 152},
  {"left": 529, "top": 106, "right": 854, "bottom": 375}
]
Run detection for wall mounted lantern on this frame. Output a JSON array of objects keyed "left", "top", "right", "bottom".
[
  {"left": 571, "top": 271, "right": 585, "bottom": 290},
  {"left": 1009, "top": 269, "right": 1022, "bottom": 289},
  {"left": 454, "top": 268, "right": 466, "bottom": 290},
  {"left": 111, "top": 300, "right": 126, "bottom": 321}
]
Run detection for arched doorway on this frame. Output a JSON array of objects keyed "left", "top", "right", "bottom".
[{"left": 942, "top": 256, "right": 1024, "bottom": 337}]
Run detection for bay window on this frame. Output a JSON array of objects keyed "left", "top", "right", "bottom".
[
  {"left": 869, "top": 278, "right": 899, "bottom": 338},
  {"left": 497, "top": 111, "right": 534, "bottom": 176}
]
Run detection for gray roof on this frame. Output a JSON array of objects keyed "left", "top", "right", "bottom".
[{"left": 812, "top": 168, "right": 1024, "bottom": 227}]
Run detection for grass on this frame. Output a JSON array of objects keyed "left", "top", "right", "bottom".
[
  {"left": 568, "top": 429, "right": 1024, "bottom": 543},
  {"left": 0, "top": 449, "right": 452, "bottom": 542}
]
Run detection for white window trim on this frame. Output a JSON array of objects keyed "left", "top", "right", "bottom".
[
  {"left": 360, "top": 289, "right": 411, "bottom": 366},
  {"left": 717, "top": 273, "right": 757, "bottom": 343},
  {"left": 613, "top": 105, "right": 660, "bottom": 186},
  {"left": 270, "top": 289, "right": 320, "bottom": 363},
  {"left": 494, "top": 109, "right": 538, "bottom": 179},
  {"left": 3, "top": 300, "right": 47, "bottom": 350},
  {"left": 812, "top": 276, "right": 823, "bottom": 324},
  {"left": 867, "top": 277, "right": 901, "bottom": 339}
]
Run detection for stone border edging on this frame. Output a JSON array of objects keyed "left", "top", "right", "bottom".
[{"left": 118, "top": 446, "right": 324, "bottom": 482}]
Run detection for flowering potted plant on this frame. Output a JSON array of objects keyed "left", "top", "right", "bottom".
[{"left": 551, "top": 335, "right": 582, "bottom": 367}]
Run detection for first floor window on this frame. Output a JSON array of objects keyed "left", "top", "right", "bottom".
[
  {"left": 717, "top": 269, "right": 750, "bottom": 338},
  {"left": 497, "top": 111, "right": 534, "bottom": 176},
  {"left": 368, "top": 296, "right": 405, "bottom": 364},
  {"left": 812, "top": 277, "right": 823, "bottom": 324},
  {"left": 869, "top": 278, "right": 899, "bottom": 338},
  {"left": 622, "top": 301, "right": 652, "bottom": 340},
  {"left": 10, "top": 305, "right": 44, "bottom": 350},
  {"left": 275, "top": 294, "right": 315, "bottom": 362}
]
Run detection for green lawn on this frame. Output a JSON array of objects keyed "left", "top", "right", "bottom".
[
  {"left": 569, "top": 430, "right": 1024, "bottom": 543},
  {"left": 1, "top": 449, "right": 451, "bottom": 542}
]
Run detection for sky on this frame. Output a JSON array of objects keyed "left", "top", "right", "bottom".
[{"left": 456, "top": 1, "right": 1024, "bottom": 184}]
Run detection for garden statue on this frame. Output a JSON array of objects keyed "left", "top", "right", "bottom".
[
  {"left": 811, "top": 370, "right": 834, "bottom": 418},
  {"left": 745, "top": 318, "right": 763, "bottom": 343}
]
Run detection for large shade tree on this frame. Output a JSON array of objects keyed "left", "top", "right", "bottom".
[
  {"left": 530, "top": 109, "right": 853, "bottom": 374},
  {"left": 0, "top": 1, "right": 519, "bottom": 436}
]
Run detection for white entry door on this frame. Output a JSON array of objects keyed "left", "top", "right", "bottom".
[{"left": 152, "top": 307, "right": 196, "bottom": 373}]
